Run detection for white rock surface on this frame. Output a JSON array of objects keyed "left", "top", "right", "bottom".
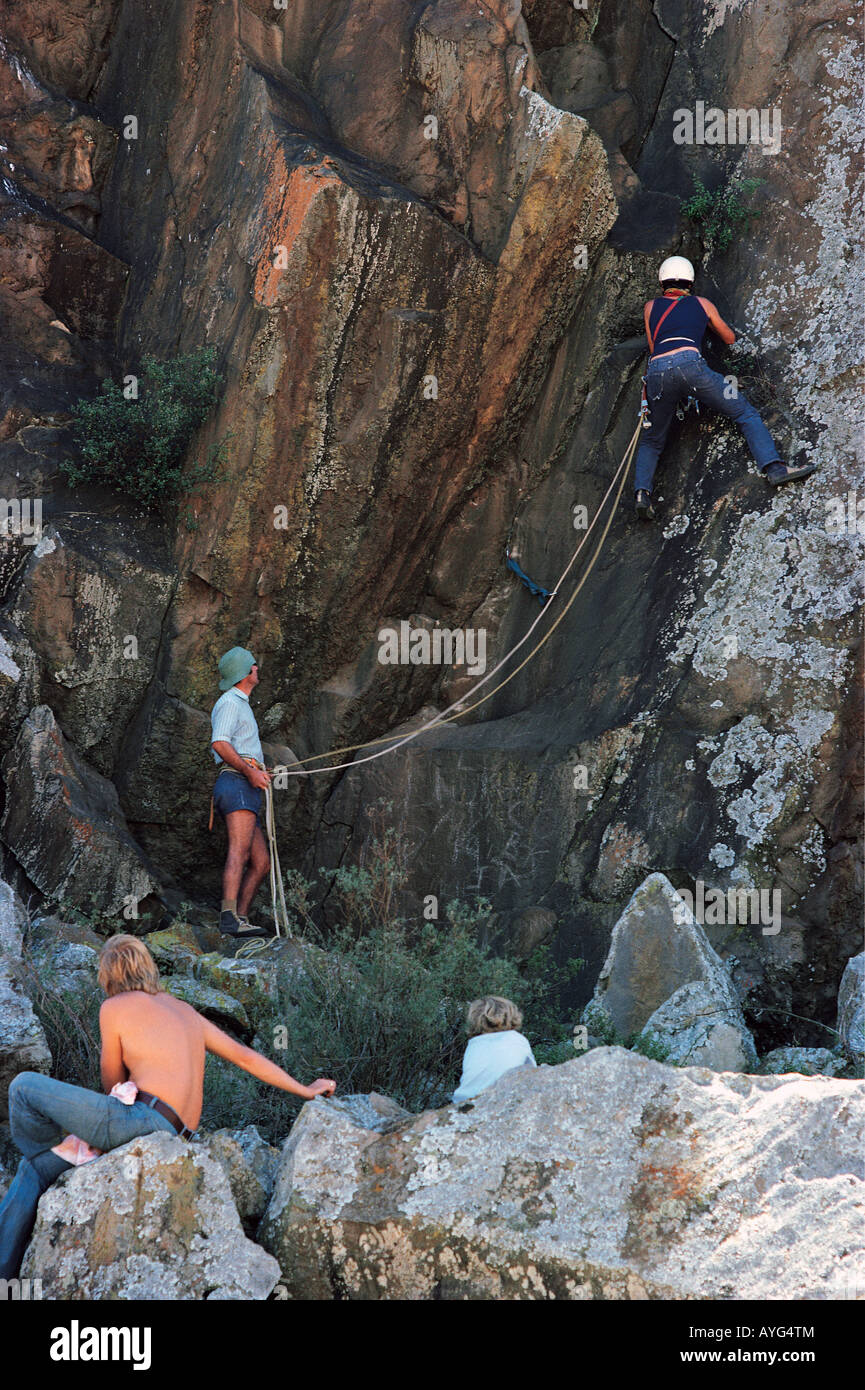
[
  {"left": 22, "top": 1130, "right": 281, "bottom": 1300},
  {"left": 260, "top": 1051, "right": 865, "bottom": 1300},
  {"left": 639, "top": 979, "right": 757, "bottom": 1071}
]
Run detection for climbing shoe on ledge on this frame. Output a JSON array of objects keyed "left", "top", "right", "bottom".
[
  {"left": 762, "top": 460, "right": 817, "bottom": 485},
  {"left": 635, "top": 489, "right": 656, "bottom": 520},
  {"left": 219, "top": 909, "right": 272, "bottom": 938}
]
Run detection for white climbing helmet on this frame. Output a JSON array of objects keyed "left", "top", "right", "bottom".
[{"left": 658, "top": 255, "right": 695, "bottom": 284}]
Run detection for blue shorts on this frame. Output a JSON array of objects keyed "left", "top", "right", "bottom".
[{"left": 212, "top": 769, "right": 263, "bottom": 824}]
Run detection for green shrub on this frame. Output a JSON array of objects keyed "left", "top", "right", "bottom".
[
  {"left": 264, "top": 912, "right": 530, "bottom": 1116},
  {"left": 18, "top": 948, "right": 103, "bottom": 1091},
  {"left": 680, "top": 176, "right": 764, "bottom": 251},
  {"left": 629, "top": 1031, "right": 672, "bottom": 1063},
  {"left": 63, "top": 348, "right": 225, "bottom": 509}
]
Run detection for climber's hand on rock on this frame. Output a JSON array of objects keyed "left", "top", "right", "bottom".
[{"left": 305, "top": 1078, "right": 336, "bottom": 1099}]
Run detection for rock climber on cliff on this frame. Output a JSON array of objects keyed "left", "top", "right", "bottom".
[
  {"left": 0, "top": 934, "right": 335, "bottom": 1279},
  {"left": 633, "top": 256, "right": 815, "bottom": 519},
  {"left": 210, "top": 646, "right": 275, "bottom": 938}
]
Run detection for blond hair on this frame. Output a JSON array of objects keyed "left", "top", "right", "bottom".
[
  {"left": 466, "top": 996, "right": 523, "bottom": 1036},
  {"left": 98, "top": 934, "right": 160, "bottom": 997}
]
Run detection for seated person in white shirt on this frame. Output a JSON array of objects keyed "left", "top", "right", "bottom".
[{"left": 452, "top": 996, "right": 536, "bottom": 1104}]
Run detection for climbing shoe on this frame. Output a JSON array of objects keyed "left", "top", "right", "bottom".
[
  {"left": 219, "top": 910, "right": 272, "bottom": 939},
  {"left": 762, "top": 460, "right": 816, "bottom": 486},
  {"left": 238, "top": 914, "right": 277, "bottom": 937},
  {"left": 635, "top": 489, "right": 655, "bottom": 520}
]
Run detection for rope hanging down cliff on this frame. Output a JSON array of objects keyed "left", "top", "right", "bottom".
[{"left": 277, "top": 420, "right": 641, "bottom": 779}]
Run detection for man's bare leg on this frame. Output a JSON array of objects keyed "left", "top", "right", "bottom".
[
  {"left": 222, "top": 809, "right": 257, "bottom": 904},
  {"left": 237, "top": 823, "right": 271, "bottom": 918}
]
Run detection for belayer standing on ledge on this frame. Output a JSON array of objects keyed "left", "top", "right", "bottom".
[
  {"left": 210, "top": 646, "right": 275, "bottom": 938},
  {"left": 634, "top": 256, "right": 815, "bottom": 519}
]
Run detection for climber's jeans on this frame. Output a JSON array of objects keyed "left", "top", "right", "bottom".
[
  {"left": 634, "top": 349, "right": 780, "bottom": 494},
  {"left": 0, "top": 1071, "right": 176, "bottom": 1279}
]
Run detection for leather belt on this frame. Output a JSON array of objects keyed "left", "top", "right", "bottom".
[{"left": 137, "top": 1090, "right": 196, "bottom": 1141}]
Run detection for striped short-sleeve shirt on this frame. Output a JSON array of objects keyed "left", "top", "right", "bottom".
[{"left": 210, "top": 688, "right": 264, "bottom": 766}]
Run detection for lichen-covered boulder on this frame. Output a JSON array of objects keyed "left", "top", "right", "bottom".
[
  {"left": 0, "top": 879, "right": 51, "bottom": 1115},
  {"left": 259, "top": 1051, "right": 864, "bottom": 1301},
  {"left": 761, "top": 1046, "right": 849, "bottom": 1078},
  {"left": 639, "top": 980, "right": 757, "bottom": 1072},
  {"left": 838, "top": 954, "right": 865, "bottom": 1062},
  {"left": 581, "top": 873, "right": 746, "bottom": 1042},
  {"left": 21, "top": 1130, "right": 280, "bottom": 1300},
  {"left": 204, "top": 1125, "right": 280, "bottom": 1228}
]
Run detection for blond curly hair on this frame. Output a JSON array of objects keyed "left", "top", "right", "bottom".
[{"left": 466, "top": 996, "right": 523, "bottom": 1036}]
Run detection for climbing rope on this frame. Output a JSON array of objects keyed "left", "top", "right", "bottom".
[
  {"left": 276, "top": 419, "right": 642, "bottom": 778},
  {"left": 263, "top": 779, "right": 292, "bottom": 937}
]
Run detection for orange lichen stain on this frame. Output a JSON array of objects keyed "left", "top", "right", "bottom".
[{"left": 254, "top": 161, "right": 334, "bottom": 307}]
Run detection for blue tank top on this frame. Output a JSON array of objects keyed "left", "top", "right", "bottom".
[{"left": 649, "top": 295, "right": 708, "bottom": 357}]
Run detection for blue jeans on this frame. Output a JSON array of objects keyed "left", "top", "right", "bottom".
[
  {"left": 634, "top": 349, "right": 780, "bottom": 493},
  {"left": 0, "top": 1071, "right": 176, "bottom": 1279}
]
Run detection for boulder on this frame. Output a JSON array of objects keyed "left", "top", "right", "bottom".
[
  {"left": 260, "top": 1051, "right": 865, "bottom": 1300},
  {"left": 1, "top": 706, "right": 164, "bottom": 922},
  {"left": 761, "top": 1047, "right": 849, "bottom": 1078},
  {"left": 582, "top": 873, "right": 747, "bottom": 1043},
  {"left": 21, "top": 1130, "right": 281, "bottom": 1299},
  {"left": 328, "top": 1092, "right": 413, "bottom": 1133},
  {"left": 0, "top": 705, "right": 163, "bottom": 919},
  {"left": 195, "top": 938, "right": 322, "bottom": 1019},
  {"left": 837, "top": 954, "right": 865, "bottom": 1062},
  {"left": 639, "top": 980, "right": 758, "bottom": 1072},
  {"left": 204, "top": 1125, "right": 280, "bottom": 1228},
  {"left": 0, "top": 878, "right": 51, "bottom": 1115}
]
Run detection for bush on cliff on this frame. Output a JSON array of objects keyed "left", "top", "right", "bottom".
[
  {"left": 63, "top": 348, "right": 225, "bottom": 508},
  {"left": 680, "top": 176, "right": 764, "bottom": 251}
]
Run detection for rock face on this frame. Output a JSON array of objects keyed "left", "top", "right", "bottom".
[
  {"left": 581, "top": 873, "right": 755, "bottom": 1070},
  {"left": 1, "top": 705, "right": 163, "bottom": 918},
  {"left": 838, "top": 954, "right": 865, "bottom": 1063},
  {"left": 22, "top": 1130, "right": 281, "bottom": 1300},
  {"left": 260, "top": 1052, "right": 865, "bottom": 1301},
  {"left": 0, "top": 0, "right": 859, "bottom": 1061},
  {"left": 0, "top": 878, "right": 52, "bottom": 1115}
]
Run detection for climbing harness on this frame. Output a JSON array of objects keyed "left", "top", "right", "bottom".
[
  {"left": 643, "top": 291, "right": 703, "bottom": 428},
  {"left": 275, "top": 419, "right": 643, "bottom": 779}
]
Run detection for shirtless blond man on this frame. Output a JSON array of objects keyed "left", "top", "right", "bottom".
[{"left": 0, "top": 934, "right": 334, "bottom": 1277}]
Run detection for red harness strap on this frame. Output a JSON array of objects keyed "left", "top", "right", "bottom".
[{"left": 647, "top": 295, "right": 686, "bottom": 355}]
